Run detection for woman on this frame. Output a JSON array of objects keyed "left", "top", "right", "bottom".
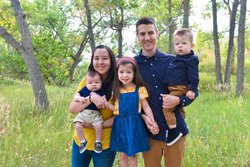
[{"left": 69, "top": 45, "right": 117, "bottom": 167}]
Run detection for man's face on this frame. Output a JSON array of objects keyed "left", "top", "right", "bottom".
[{"left": 136, "top": 24, "right": 158, "bottom": 56}]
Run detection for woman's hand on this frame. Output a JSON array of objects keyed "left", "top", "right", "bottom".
[
  {"left": 80, "top": 123, "right": 94, "bottom": 129},
  {"left": 90, "top": 92, "right": 106, "bottom": 109}
]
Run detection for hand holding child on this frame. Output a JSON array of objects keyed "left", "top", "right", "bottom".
[
  {"left": 90, "top": 92, "right": 106, "bottom": 109},
  {"left": 79, "top": 97, "right": 87, "bottom": 103}
]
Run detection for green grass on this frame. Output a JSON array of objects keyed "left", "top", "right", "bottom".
[{"left": 0, "top": 75, "right": 249, "bottom": 167}]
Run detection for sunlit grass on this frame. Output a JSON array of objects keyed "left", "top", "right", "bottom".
[{"left": 0, "top": 75, "right": 249, "bottom": 166}]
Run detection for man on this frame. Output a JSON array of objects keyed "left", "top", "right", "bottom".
[{"left": 134, "top": 17, "right": 198, "bottom": 167}]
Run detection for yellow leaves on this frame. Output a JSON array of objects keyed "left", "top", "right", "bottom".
[
  {"left": 64, "top": 71, "right": 70, "bottom": 76},
  {"left": 67, "top": 57, "right": 74, "bottom": 64},
  {"left": 60, "top": 62, "right": 66, "bottom": 68}
]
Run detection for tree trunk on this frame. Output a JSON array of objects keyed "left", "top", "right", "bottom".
[
  {"left": 211, "top": 0, "right": 223, "bottom": 91},
  {"left": 224, "top": 0, "right": 239, "bottom": 90},
  {"left": 168, "top": 0, "right": 174, "bottom": 54},
  {"left": 183, "top": 0, "right": 189, "bottom": 28},
  {"left": 0, "top": 0, "right": 49, "bottom": 110},
  {"left": 69, "top": 32, "right": 89, "bottom": 82},
  {"left": 84, "top": 0, "right": 95, "bottom": 52},
  {"left": 109, "top": 6, "right": 124, "bottom": 58},
  {"left": 117, "top": 27, "right": 123, "bottom": 58},
  {"left": 231, "top": 46, "right": 236, "bottom": 73},
  {"left": 117, "top": 8, "right": 124, "bottom": 58},
  {"left": 236, "top": 0, "right": 247, "bottom": 96}
]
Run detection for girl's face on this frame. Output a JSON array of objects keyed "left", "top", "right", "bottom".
[
  {"left": 92, "top": 48, "right": 111, "bottom": 80},
  {"left": 118, "top": 63, "right": 134, "bottom": 88}
]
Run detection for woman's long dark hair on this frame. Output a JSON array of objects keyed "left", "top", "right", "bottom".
[
  {"left": 88, "top": 45, "right": 116, "bottom": 100},
  {"left": 112, "top": 57, "right": 149, "bottom": 102}
]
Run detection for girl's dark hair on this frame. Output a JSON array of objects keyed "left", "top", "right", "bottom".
[
  {"left": 88, "top": 45, "right": 116, "bottom": 100},
  {"left": 112, "top": 57, "right": 149, "bottom": 102}
]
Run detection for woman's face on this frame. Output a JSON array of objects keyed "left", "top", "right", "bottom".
[{"left": 92, "top": 48, "right": 111, "bottom": 80}]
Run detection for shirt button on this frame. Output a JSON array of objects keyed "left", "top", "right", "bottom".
[
  {"left": 159, "top": 97, "right": 161, "bottom": 100},
  {"left": 151, "top": 63, "right": 153, "bottom": 65},
  {"left": 183, "top": 100, "right": 185, "bottom": 102},
  {"left": 153, "top": 74, "right": 155, "bottom": 77},
  {"left": 155, "top": 86, "right": 158, "bottom": 88}
]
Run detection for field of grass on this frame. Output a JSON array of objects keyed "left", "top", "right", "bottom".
[{"left": 0, "top": 71, "right": 249, "bottom": 166}]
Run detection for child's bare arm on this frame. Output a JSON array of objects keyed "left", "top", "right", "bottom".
[
  {"left": 141, "top": 99, "right": 159, "bottom": 135},
  {"left": 141, "top": 99, "right": 155, "bottom": 123},
  {"left": 105, "top": 101, "right": 115, "bottom": 111}
]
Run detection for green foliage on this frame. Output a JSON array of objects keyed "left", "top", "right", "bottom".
[
  {"left": 0, "top": 43, "right": 29, "bottom": 80},
  {"left": 0, "top": 0, "right": 20, "bottom": 39},
  {"left": 72, "top": 62, "right": 90, "bottom": 83},
  {"left": 32, "top": 28, "right": 74, "bottom": 86},
  {"left": 195, "top": 29, "right": 214, "bottom": 50},
  {"left": 1, "top": 0, "right": 250, "bottom": 89},
  {"left": 0, "top": 0, "right": 81, "bottom": 86}
]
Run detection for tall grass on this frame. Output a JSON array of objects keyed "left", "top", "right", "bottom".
[{"left": 0, "top": 74, "right": 249, "bottom": 166}]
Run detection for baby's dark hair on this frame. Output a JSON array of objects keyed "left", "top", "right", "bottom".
[
  {"left": 112, "top": 57, "right": 149, "bottom": 102},
  {"left": 85, "top": 69, "right": 102, "bottom": 81},
  {"left": 174, "top": 28, "right": 193, "bottom": 43}
]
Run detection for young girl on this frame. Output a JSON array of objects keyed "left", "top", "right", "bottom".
[{"left": 105, "top": 57, "right": 159, "bottom": 167}]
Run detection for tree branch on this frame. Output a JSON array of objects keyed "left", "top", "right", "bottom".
[
  {"left": 0, "top": 25, "right": 21, "bottom": 53},
  {"left": 158, "top": 1, "right": 183, "bottom": 37},
  {"left": 48, "top": 18, "right": 65, "bottom": 45}
]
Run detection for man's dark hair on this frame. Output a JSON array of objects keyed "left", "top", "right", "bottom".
[{"left": 136, "top": 17, "right": 158, "bottom": 34}]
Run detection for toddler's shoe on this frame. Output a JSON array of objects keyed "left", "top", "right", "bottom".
[
  {"left": 166, "top": 128, "right": 183, "bottom": 146},
  {"left": 79, "top": 140, "right": 88, "bottom": 153},
  {"left": 94, "top": 141, "right": 102, "bottom": 153}
]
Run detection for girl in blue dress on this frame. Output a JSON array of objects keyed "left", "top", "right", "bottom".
[{"left": 105, "top": 57, "right": 159, "bottom": 167}]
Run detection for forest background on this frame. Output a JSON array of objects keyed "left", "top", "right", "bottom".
[{"left": 0, "top": 0, "right": 249, "bottom": 166}]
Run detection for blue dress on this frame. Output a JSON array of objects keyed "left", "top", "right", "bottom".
[{"left": 110, "top": 86, "right": 150, "bottom": 157}]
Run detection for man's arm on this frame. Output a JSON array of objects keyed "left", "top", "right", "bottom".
[{"left": 161, "top": 89, "right": 198, "bottom": 108}]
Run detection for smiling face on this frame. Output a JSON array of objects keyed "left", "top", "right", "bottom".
[
  {"left": 118, "top": 63, "right": 134, "bottom": 88},
  {"left": 85, "top": 74, "right": 102, "bottom": 91},
  {"left": 136, "top": 24, "right": 159, "bottom": 57},
  {"left": 174, "top": 35, "right": 194, "bottom": 56},
  {"left": 92, "top": 48, "right": 111, "bottom": 80}
]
